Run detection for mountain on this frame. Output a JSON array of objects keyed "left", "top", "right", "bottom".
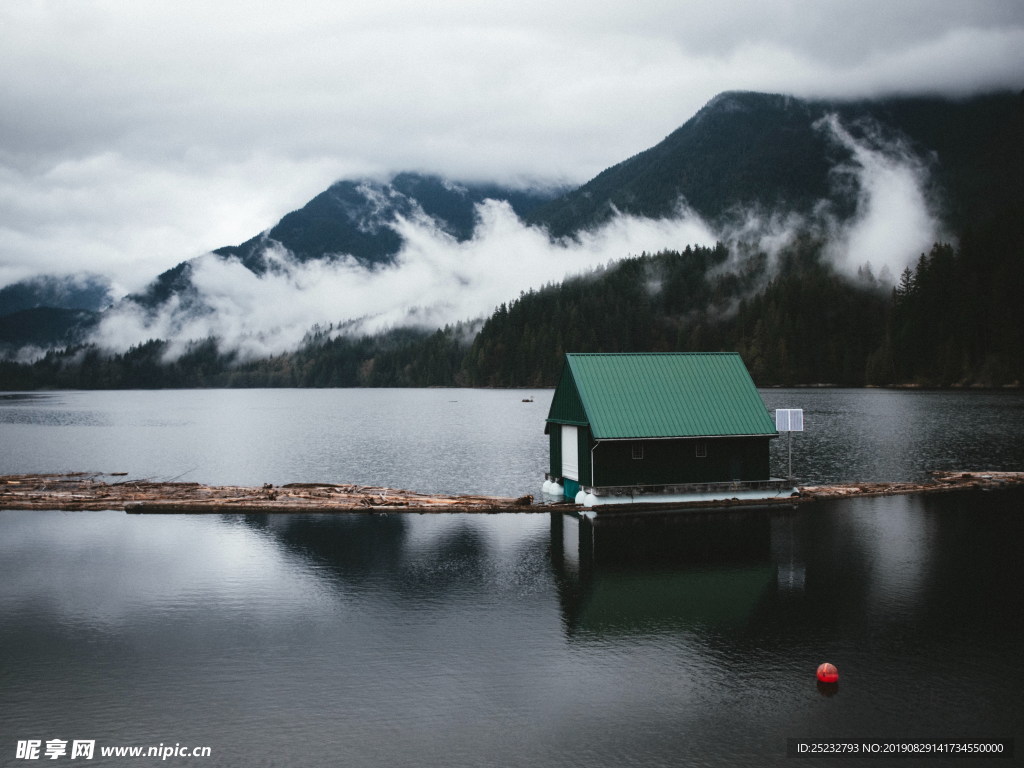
[
  {"left": 529, "top": 92, "right": 840, "bottom": 237},
  {"left": 0, "top": 274, "right": 111, "bottom": 316},
  {"left": 128, "top": 172, "right": 566, "bottom": 309},
  {"left": 527, "top": 90, "right": 1024, "bottom": 238},
  {"left": 13, "top": 237, "right": 1018, "bottom": 389},
  {"left": 1, "top": 89, "right": 1021, "bottom": 379},
  {"left": 216, "top": 172, "right": 564, "bottom": 269},
  {"left": 119, "top": 89, "right": 1024, "bottom": 333},
  {"left": 0, "top": 307, "right": 98, "bottom": 355},
  {"left": 0, "top": 274, "right": 111, "bottom": 354}
]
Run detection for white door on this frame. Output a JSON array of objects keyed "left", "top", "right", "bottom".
[{"left": 561, "top": 425, "right": 579, "bottom": 480}]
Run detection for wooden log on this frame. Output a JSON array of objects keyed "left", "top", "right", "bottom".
[
  {"left": 1, "top": 471, "right": 1022, "bottom": 514},
  {"left": 0, "top": 473, "right": 540, "bottom": 513}
]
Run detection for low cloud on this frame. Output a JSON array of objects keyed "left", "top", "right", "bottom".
[
  {"left": 90, "top": 202, "right": 718, "bottom": 359},
  {"left": 87, "top": 111, "right": 946, "bottom": 359},
  {"left": 817, "top": 114, "right": 945, "bottom": 278},
  {"left": 711, "top": 113, "right": 945, "bottom": 283}
]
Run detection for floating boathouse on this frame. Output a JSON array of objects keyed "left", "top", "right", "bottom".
[{"left": 543, "top": 352, "right": 793, "bottom": 506}]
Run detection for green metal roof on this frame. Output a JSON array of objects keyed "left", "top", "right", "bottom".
[{"left": 547, "top": 352, "right": 777, "bottom": 439}]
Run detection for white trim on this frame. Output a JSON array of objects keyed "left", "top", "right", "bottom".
[{"left": 575, "top": 485, "right": 798, "bottom": 507}]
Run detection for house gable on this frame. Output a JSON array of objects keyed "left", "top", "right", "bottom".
[{"left": 545, "top": 362, "right": 588, "bottom": 431}]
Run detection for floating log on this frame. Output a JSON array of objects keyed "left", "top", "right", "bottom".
[
  {"left": 798, "top": 471, "right": 1024, "bottom": 499},
  {"left": 0, "top": 473, "right": 538, "bottom": 513},
  {"left": 0, "top": 471, "right": 1020, "bottom": 514}
]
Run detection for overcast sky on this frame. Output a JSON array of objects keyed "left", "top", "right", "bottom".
[{"left": 1, "top": 0, "right": 1022, "bottom": 293}]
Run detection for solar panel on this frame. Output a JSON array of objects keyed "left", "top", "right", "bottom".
[{"left": 775, "top": 408, "right": 804, "bottom": 432}]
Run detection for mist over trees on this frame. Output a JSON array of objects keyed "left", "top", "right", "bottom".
[
  {"left": 3, "top": 234, "right": 1020, "bottom": 390},
  {"left": 1, "top": 90, "right": 1020, "bottom": 390}
]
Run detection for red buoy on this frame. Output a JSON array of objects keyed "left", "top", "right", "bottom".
[{"left": 816, "top": 662, "right": 839, "bottom": 683}]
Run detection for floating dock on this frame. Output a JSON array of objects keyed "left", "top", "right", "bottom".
[{"left": 0, "top": 471, "right": 1021, "bottom": 514}]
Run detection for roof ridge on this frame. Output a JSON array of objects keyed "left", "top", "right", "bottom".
[{"left": 565, "top": 351, "right": 738, "bottom": 356}]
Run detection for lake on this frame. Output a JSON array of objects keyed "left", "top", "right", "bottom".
[
  {"left": 1, "top": 388, "right": 1023, "bottom": 766},
  {"left": 2, "top": 387, "right": 1024, "bottom": 494}
]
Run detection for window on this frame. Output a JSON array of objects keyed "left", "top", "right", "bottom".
[
  {"left": 631, "top": 443, "right": 644, "bottom": 460},
  {"left": 695, "top": 441, "right": 707, "bottom": 458}
]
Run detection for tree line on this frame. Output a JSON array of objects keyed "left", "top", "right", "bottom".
[{"left": 1, "top": 238, "right": 1021, "bottom": 390}]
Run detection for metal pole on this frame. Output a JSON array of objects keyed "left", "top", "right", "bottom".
[{"left": 788, "top": 430, "right": 793, "bottom": 483}]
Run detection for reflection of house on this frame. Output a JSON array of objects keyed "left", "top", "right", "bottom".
[
  {"left": 549, "top": 511, "right": 776, "bottom": 635},
  {"left": 544, "top": 352, "right": 790, "bottom": 505}
]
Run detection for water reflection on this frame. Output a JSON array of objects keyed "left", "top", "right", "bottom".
[
  {"left": 3, "top": 492, "right": 1024, "bottom": 767},
  {"left": 0, "top": 510, "right": 336, "bottom": 629},
  {"left": 547, "top": 491, "right": 997, "bottom": 646},
  {"left": 0, "top": 510, "right": 568, "bottom": 768},
  {"left": 841, "top": 495, "right": 934, "bottom": 623},
  {"left": 245, "top": 513, "right": 410, "bottom": 580},
  {"left": 771, "top": 515, "right": 805, "bottom": 592},
  {"left": 549, "top": 510, "right": 806, "bottom": 637},
  {"left": 0, "top": 393, "right": 51, "bottom": 403},
  {"left": 239, "top": 513, "right": 553, "bottom": 603}
]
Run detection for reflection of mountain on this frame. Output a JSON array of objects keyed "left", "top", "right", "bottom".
[
  {"left": 239, "top": 513, "right": 545, "bottom": 600},
  {"left": 244, "top": 513, "right": 408, "bottom": 578},
  {"left": 550, "top": 511, "right": 795, "bottom": 636}
]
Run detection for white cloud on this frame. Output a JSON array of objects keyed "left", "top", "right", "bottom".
[
  {"left": 0, "top": 151, "right": 351, "bottom": 292},
  {"left": 0, "top": 0, "right": 1020, "bottom": 291},
  {"left": 817, "top": 114, "right": 945, "bottom": 277},
  {"left": 91, "top": 201, "right": 718, "bottom": 358},
  {"left": 86, "top": 103, "right": 945, "bottom": 358}
]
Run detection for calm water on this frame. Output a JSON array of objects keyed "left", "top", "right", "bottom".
[
  {"left": 1, "top": 388, "right": 1023, "bottom": 767},
  {"left": 2, "top": 388, "right": 1024, "bottom": 493}
]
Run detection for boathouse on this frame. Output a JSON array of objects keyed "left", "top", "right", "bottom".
[{"left": 543, "top": 352, "right": 790, "bottom": 505}]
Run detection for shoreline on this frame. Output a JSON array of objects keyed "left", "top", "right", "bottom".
[{"left": 1, "top": 471, "right": 1022, "bottom": 514}]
